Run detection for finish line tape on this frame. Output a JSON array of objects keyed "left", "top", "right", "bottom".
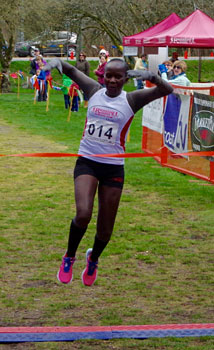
[
  {"left": 1, "top": 323, "right": 214, "bottom": 343},
  {"left": 0, "top": 151, "right": 214, "bottom": 158}
]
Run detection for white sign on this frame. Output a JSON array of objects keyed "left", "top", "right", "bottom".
[
  {"left": 123, "top": 46, "right": 138, "bottom": 56},
  {"left": 142, "top": 97, "right": 164, "bottom": 134}
]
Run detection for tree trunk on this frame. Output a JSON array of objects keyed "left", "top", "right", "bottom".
[
  {"left": 0, "top": 33, "right": 14, "bottom": 92},
  {"left": 1, "top": 69, "right": 11, "bottom": 92}
]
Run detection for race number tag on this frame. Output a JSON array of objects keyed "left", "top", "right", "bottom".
[{"left": 85, "top": 118, "right": 118, "bottom": 144}]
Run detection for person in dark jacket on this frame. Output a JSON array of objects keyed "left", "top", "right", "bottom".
[
  {"left": 29, "top": 48, "right": 45, "bottom": 75},
  {"left": 75, "top": 52, "right": 90, "bottom": 108}
]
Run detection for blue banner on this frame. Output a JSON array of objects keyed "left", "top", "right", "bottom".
[{"left": 163, "top": 93, "right": 190, "bottom": 153}]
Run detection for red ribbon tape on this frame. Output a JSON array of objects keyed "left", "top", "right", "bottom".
[{"left": 0, "top": 151, "right": 214, "bottom": 158}]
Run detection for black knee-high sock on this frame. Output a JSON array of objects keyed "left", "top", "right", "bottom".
[
  {"left": 90, "top": 235, "right": 109, "bottom": 262},
  {"left": 67, "top": 220, "right": 87, "bottom": 257}
]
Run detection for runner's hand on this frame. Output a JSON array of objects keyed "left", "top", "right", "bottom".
[
  {"left": 43, "top": 58, "right": 63, "bottom": 75},
  {"left": 127, "top": 70, "right": 160, "bottom": 84}
]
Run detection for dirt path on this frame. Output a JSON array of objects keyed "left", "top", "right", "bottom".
[{"left": 0, "top": 119, "right": 69, "bottom": 155}]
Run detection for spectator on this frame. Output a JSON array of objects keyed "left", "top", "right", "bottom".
[
  {"left": 62, "top": 74, "right": 72, "bottom": 109},
  {"left": 30, "top": 68, "right": 40, "bottom": 90},
  {"left": 169, "top": 51, "right": 179, "bottom": 63},
  {"left": 99, "top": 49, "right": 109, "bottom": 62},
  {"left": 134, "top": 54, "right": 148, "bottom": 89},
  {"left": 34, "top": 55, "right": 48, "bottom": 78},
  {"left": 31, "top": 69, "right": 41, "bottom": 101},
  {"left": 69, "top": 82, "right": 80, "bottom": 112},
  {"left": 36, "top": 60, "right": 51, "bottom": 102},
  {"left": 36, "top": 62, "right": 48, "bottom": 101},
  {"left": 75, "top": 52, "right": 90, "bottom": 108},
  {"left": 29, "top": 48, "right": 46, "bottom": 75},
  {"left": 158, "top": 60, "right": 191, "bottom": 86},
  {"left": 158, "top": 60, "right": 173, "bottom": 79},
  {"left": 94, "top": 55, "right": 107, "bottom": 87}
]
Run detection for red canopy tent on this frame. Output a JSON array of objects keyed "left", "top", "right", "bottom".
[
  {"left": 142, "top": 9, "right": 214, "bottom": 48},
  {"left": 123, "top": 13, "right": 182, "bottom": 47},
  {"left": 123, "top": 10, "right": 214, "bottom": 81}
]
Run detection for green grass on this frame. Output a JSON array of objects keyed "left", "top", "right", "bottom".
[
  {"left": 0, "top": 61, "right": 214, "bottom": 349},
  {"left": 186, "top": 59, "right": 214, "bottom": 82}
]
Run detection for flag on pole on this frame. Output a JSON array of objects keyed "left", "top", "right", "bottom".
[
  {"left": 18, "top": 70, "right": 24, "bottom": 80},
  {"left": 10, "top": 73, "right": 18, "bottom": 79}
]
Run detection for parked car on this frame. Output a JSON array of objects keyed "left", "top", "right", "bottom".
[{"left": 15, "top": 31, "right": 77, "bottom": 57}]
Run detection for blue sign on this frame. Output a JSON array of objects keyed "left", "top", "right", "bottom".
[{"left": 164, "top": 94, "right": 181, "bottom": 151}]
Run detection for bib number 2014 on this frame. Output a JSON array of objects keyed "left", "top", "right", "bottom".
[{"left": 85, "top": 119, "right": 118, "bottom": 144}]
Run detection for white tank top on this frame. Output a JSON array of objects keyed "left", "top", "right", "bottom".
[{"left": 78, "top": 88, "right": 134, "bottom": 165}]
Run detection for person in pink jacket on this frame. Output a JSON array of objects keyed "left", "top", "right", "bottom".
[{"left": 94, "top": 56, "right": 107, "bottom": 87}]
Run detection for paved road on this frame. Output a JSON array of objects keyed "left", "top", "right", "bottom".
[
  {"left": 12, "top": 56, "right": 214, "bottom": 62},
  {"left": 12, "top": 56, "right": 100, "bottom": 62}
]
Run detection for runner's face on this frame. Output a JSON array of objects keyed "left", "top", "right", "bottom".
[{"left": 104, "top": 63, "right": 128, "bottom": 97}]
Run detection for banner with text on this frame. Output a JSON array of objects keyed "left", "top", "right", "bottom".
[
  {"left": 163, "top": 93, "right": 190, "bottom": 154},
  {"left": 191, "top": 93, "right": 214, "bottom": 155}
]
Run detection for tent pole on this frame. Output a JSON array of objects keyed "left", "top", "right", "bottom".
[{"left": 198, "top": 49, "right": 201, "bottom": 82}]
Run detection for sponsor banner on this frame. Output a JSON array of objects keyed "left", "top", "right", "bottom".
[
  {"left": 142, "top": 97, "right": 164, "bottom": 134},
  {"left": 163, "top": 93, "right": 190, "bottom": 154},
  {"left": 191, "top": 92, "right": 214, "bottom": 160}
]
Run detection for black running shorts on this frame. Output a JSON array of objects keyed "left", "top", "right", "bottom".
[{"left": 74, "top": 157, "right": 124, "bottom": 189}]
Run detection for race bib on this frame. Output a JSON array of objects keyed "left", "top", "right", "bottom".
[{"left": 85, "top": 118, "right": 119, "bottom": 144}]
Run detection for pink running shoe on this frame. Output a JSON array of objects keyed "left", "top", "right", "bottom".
[
  {"left": 81, "top": 248, "right": 98, "bottom": 286},
  {"left": 57, "top": 254, "right": 76, "bottom": 284}
]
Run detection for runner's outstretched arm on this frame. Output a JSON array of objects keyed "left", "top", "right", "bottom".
[
  {"left": 127, "top": 70, "right": 174, "bottom": 114},
  {"left": 43, "top": 58, "right": 101, "bottom": 99}
]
